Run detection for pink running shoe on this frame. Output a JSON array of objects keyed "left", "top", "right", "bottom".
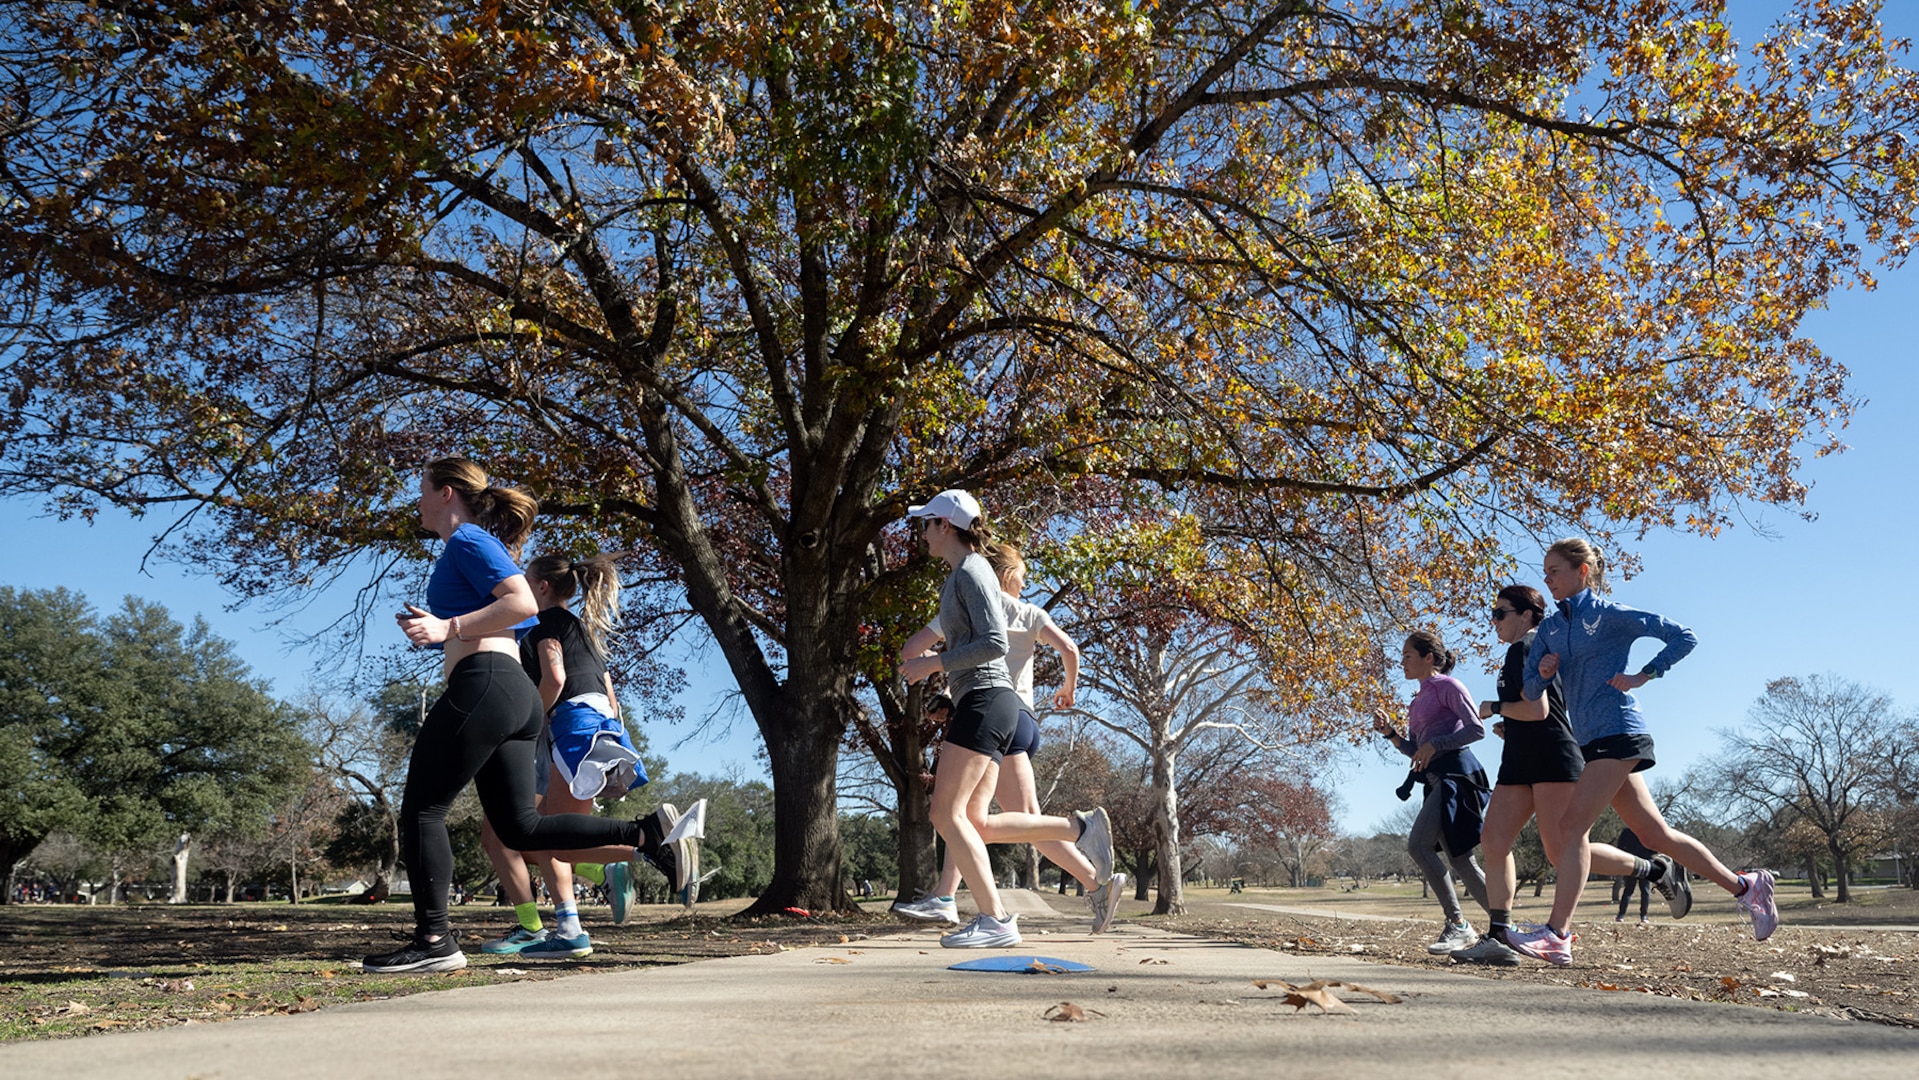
[
  {"left": 1503, "top": 923, "right": 1575, "bottom": 967},
  {"left": 1736, "top": 870, "right": 1779, "bottom": 941}
]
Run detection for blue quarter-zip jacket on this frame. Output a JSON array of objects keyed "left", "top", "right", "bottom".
[{"left": 1523, "top": 589, "right": 1696, "bottom": 745}]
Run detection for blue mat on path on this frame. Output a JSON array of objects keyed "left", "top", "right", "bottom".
[{"left": 947, "top": 956, "right": 1096, "bottom": 974}]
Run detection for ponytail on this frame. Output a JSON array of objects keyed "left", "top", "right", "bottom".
[
  {"left": 954, "top": 514, "right": 999, "bottom": 558},
  {"left": 423, "top": 456, "right": 539, "bottom": 557},
  {"left": 526, "top": 551, "right": 624, "bottom": 657}
]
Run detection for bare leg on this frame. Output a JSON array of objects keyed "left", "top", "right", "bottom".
[
  {"left": 1001, "top": 754, "right": 1099, "bottom": 888},
  {"left": 1612, "top": 772, "right": 1743, "bottom": 892},
  {"left": 1529, "top": 782, "right": 1642, "bottom": 877},
  {"left": 1543, "top": 759, "right": 1635, "bottom": 930},
  {"left": 481, "top": 814, "right": 538, "bottom": 907},
  {"left": 1479, "top": 784, "right": 1535, "bottom": 913},
  {"left": 931, "top": 745, "right": 1005, "bottom": 919},
  {"left": 536, "top": 765, "right": 588, "bottom": 915}
]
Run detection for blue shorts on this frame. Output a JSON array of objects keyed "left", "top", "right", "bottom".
[
  {"left": 1005, "top": 709, "right": 1041, "bottom": 757},
  {"left": 536, "top": 699, "right": 648, "bottom": 800}
]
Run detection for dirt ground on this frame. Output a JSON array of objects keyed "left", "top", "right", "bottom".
[
  {"left": 1157, "top": 882, "right": 1919, "bottom": 1029},
  {"left": 0, "top": 897, "right": 880, "bottom": 1042}
]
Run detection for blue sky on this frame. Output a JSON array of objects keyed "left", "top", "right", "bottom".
[{"left": 2, "top": 0, "right": 1912, "bottom": 835}]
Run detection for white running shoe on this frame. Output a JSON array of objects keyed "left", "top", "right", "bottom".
[
  {"left": 1073, "top": 808, "right": 1116, "bottom": 885},
  {"left": 891, "top": 893, "right": 961, "bottom": 925},
  {"left": 1426, "top": 921, "right": 1477, "bottom": 954},
  {"left": 1086, "top": 872, "right": 1127, "bottom": 933},
  {"left": 940, "top": 913, "right": 1022, "bottom": 949}
]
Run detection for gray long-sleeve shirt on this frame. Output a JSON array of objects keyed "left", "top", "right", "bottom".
[{"left": 936, "top": 553, "right": 1013, "bottom": 699}]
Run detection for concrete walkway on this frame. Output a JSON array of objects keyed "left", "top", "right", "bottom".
[{"left": 4, "top": 894, "right": 1915, "bottom": 1079}]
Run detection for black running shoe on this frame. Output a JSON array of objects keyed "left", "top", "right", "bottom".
[
  {"left": 361, "top": 930, "right": 467, "bottom": 974},
  {"left": 1650, "top": 854, "right": 1693, "bottom": 919}
]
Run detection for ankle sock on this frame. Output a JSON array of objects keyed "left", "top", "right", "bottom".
[
  {"left": 575, "top": 863, "right": 605, "bottom": 886},
  {"left": 1632, "top": 857, "right": 1654, "bottom": 879},
  {"left": 555, "top": 901, "right": 582, "bottom": 938},
  {"left": 1733, "top": 874, "right": 1751, "bottom": 897},
  {"left": 514, "top": 901, "right": 543, "bottom": 933}
]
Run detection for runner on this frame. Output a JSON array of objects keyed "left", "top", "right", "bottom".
[
  {"left": 1449, "top": 585, "right": 1685, "bottom": 968},
  {"left": 891, "top": 543, "right": 1126, "bottom": 933},
  {"left": 476, "top": 552, "right": 689, "bottom": 961},
  {"left": 1371, "top": 630, "right": 1491, "bottom": 957},
  {"left": 1504, "top": 538, "right": 1778, "bottom": 966},
  {"left": 361, "top": 458, "right": 687, "bottom": 975},
  {"left": 899, "top": 490, "right": 1116, "bottom": 948}
]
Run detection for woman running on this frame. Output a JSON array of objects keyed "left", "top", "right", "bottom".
[
  {"left": 1449, "top": 585, "right": 1685, "bottom": 967},
  {"left": 363, "top": 459, "right": 687, "bottom": 974},
  {"left": 1371, "top": 630, "right": 1491, "bottom": 957},
  {"left": 478, "top": 552, "right": 685, "bottom": 961},
  {"left": 1503, "top": 538, "right": 1778, "bottom": 966},
  {"left": 892, "top": 543, "right": 1126, "bottom": 933},
  {"left": 900, "top": 490, "right": 1116, "bottom": 948}
]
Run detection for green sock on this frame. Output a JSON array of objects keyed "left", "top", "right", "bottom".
[
  {"left": 515, "top": 901, "right": 543, "bottom": 933},
  {"left": 575, "top": 863, "right": 605, "bottom": 886}
]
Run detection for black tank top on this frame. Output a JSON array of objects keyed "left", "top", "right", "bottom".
[{"left": 519, "top": 607, "right": 608, "bottom": 702}]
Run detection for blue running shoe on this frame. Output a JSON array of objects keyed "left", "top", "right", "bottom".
[
  {"left": 480, "top": 926, "right": 548, "bottom": 955},
  {"left": 606, "top": 861, "right": 636, "bottom": 926},
  {"left": 520, "top": 931, "right": 592, "bottom": 960}
]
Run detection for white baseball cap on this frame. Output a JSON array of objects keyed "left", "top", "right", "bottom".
[{"left": 906, "top": 489, "right": 982, "bottom": 531}]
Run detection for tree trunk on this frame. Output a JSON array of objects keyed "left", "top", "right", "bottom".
[
  {"left": 170, "top": 833, "right": 191, "bottom": 904},
  {"left": 288, "top": 859, "right": 300, "bottom": 905},
  {"left": 108, "top": 861, "right": 122, "bottom": 907},
  {"left": 744, "top": 687, "right": 853, "bottom": 915},
  {"left": 872, "top": 683, "right": 936, "bottom": 903},
  {"left": 1023, "top": 846, "right": 1041, "bottom": 891},
  {"left": 0, "top": 834, "right": 43, "bottom": 905},
  {"left": 1150, "top": 745, "right": 1185, "bottom": 915},
  {"left": 1132, "top": 846, "right": 1154, "bottom": 901},
  {"left": 1828, "top": 838, "right": 1851, "bottom": 903},
  {"left": 1805, "top": 853, "right": 1824, "bottom": 899}
]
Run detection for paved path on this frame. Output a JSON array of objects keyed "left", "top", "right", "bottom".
[{"left": 4, "top": 894, "right": 1915, "bottom": 1079}]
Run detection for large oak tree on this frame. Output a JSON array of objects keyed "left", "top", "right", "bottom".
[{"left": 3, "top": 0, "right": 1916, "bottom": 910}]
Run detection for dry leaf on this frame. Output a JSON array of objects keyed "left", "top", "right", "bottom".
[
  {"left": 92, "top": 1019, "right": 126, "bottom": 1029},
  {"left": 1026, "top": 961, "right": 1074, "bottom": 974},
  {"left": 1283, "top": 987, "right": 1354, "bottom": 1014},
  {"left": 1043, "top": 1001, "right": 1103, "bottom": 1022},
  {"left": 1138, "top": 958, "right": 1168, "bottom": 965},
  {"left": 1769, "top": 971, "right": 1796, "bottom": 982},
  {"left": 1720, "top": 977, "right": 1742, "bottom": 991},
  {"left": 817, "top": 956, "right": 852, "bottom": 964},
  {"left": 319, "top": 970, "right": 337, "bottom": 979},
  {"left": 1333, "top": 981, "right": 1402, "bottom": 1004},
  {"left": 63, "top": 1001, "right": 91, "bottom": 1016}
]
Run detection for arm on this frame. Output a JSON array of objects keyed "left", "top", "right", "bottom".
[
  {"left": 603, "top": 671, "right": 619, "bottom": 721},
  {"left": 537, "top": 638, "right": 565, "bottom": 715},
  {"left": 1492, "top": 694, "right": 1549, "bottom": 722},
  {"left": 899, "top": 622, "right": 945, "bottom": 685},
  {"left": 1371, "top": 708, "right": 1419, "bottom": 759},
  {"left": 398, "top": 575, "right": 538, "bottom": 646},
  {"left": 1037, "top": 619, "right": 1079, "bottom": 709},
  {"left": 1610, "top": 608, "right": 1698, "bottom": 690},
  {"left": 1421, "top": 680, "right": 1484, "bottom": 755},
  {"left": 935, "top": 565, "right": 1009, "bottom": 675}
]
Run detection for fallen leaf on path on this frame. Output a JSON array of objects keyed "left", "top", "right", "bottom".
[
  {"left": 1770, "top": 971, "right": 1796, "bottom": 982},
  {"left": 1283, "top": 987, "right": 1354, "bottom": 1014},
  {"left": 1138, "top": 958, "right": 1168, "bottom": 965},
  {"left": 1043, "top": 1001, "right": 1104, "bottom": 1022},
  {"left": 63, "top": 1001, "right": 91, "bottom": 1016},
  {"left": 817, "top": 956, "right": 852, "bottom": 964},
  {"left": 289, "top": 997, "right": 320, "bottom": 1013},
  {"left": 1720, "top": 977, "right": 1742, "bottom": 991}
]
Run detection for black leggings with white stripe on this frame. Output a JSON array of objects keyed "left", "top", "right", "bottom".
[{"left": 400, "top": 652, "right": 640, "bottom": 938}]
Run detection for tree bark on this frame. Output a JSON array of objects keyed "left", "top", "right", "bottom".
[
  {"left": 1133, "top": 846, "right": 1154, "bottom": 901},
  {"left": 170, "top": 833, "right": 191, "bottom": 904},
  {"left": 1805, "top": 853, "right": 1825, "bottom": 899},
  {"left": 744, "top": 683, "right": 854, "bottom": 914},
  {"left": 1828, "top": 838, "right": 1851, "bottom": 903},
  {"left": 1150, "top": 745, "right": 1185, "bottom": 915}
]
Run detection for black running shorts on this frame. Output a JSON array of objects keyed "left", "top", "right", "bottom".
[
  {"left": 1496, "top": 720, "right": 1585, "bottom": 786},
  {"left": 944, "top": 687, "right": 1022, "bottom": 763},
  {"left": 1581, "top": 733, "right": 1656, "bottom": 773}
]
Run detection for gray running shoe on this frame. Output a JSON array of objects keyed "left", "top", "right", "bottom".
[
  {"left": 1649, "top": 854, "right": 1692, "bottom": 919},
  {"left": 1086, "top": 872, "right": 1128, "bottom": 933},
  {"left": 1450, "top": 933, "right": 1522, "bottom": 967},
  {"left": 1426, "top": 921, "right": 1477, "bottom": 954},
  {"left": 1073, "top": 808, "right": 1116, "bottom": 885},
  {"left": 940, "top": 913, "right": 1022, "bottom": 949},
  {"left": 891, "top": 893, "right": 961, "bottom": 925}
]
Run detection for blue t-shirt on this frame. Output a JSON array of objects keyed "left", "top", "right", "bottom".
[{"left": 425, "top": 524, "right": 535, "bottom": 636}]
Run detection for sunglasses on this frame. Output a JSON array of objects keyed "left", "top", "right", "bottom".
[{"left": 1490, "top": 606, "right": 1518, "bottom": 622}]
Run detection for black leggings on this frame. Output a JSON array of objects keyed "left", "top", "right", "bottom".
[{"left": 401, "top": 652, "right": 640, "bottom": 938}]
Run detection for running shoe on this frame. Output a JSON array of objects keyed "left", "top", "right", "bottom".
[
  {"left": 1426, "top": 921, "right": 1477, "bottom": 954},
  {"left": 361, "top": 930, "right": 467, "bottom": 974},
  {"left": 1072, "top": 808, "right": 1116, "bottom": 885},
  {"left": 520, "top": 931, "right": 593, "bottom": 960},
  {"left": 1087, "top": 872, "right": 1128, "bottom": 933},
  {"left": 638, "top": 802, "right": 700, "bottom": 905},
  {"left": 891, "top": 893, "right": 961, "bottom": 925},
  {"left": 940, "top": 913, "right": 1022, "bottom": 949},
  {"left": 1502, "top": 923, "right": 1575, "bottom": 967},
  {"left": 1650, "top": 855, "right": 1692, "bottom": 919},
  {"left": 1736, "top": 869, "right": 1779, "bottom": 941},
  {"left": 479, "top": 926, "right": 548, "bottom": 955},
  {"left": 1449, "top": 934, "right": 1522, "bottom": 967},
  {"left": 605, "top": 861, "right": 636, "bottom": 926}
]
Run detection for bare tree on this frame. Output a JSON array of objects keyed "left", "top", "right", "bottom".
[
  {"left": 1708, "top": 675, "right": 1899, "bottom": 903},
  {"left": 1073, "top": 620, "right": 1296, "bottom": 914},
  {"left": 304, "top": 691, "right": 412, "bottom": 900}
]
